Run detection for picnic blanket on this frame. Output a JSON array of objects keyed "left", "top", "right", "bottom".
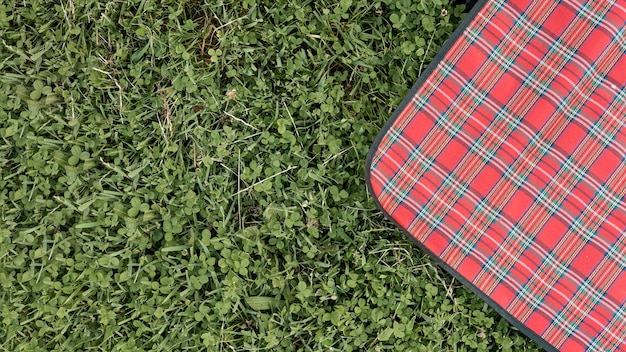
[{"left": 365, "top": 0, "right": 626, "bottom": 350}]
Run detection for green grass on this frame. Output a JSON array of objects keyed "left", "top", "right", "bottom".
[{"left": 0, "top": 0, "right": 541, "bottom": 350}]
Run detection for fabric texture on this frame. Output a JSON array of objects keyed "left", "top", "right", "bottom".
[{"left": 366, "top": 0, "right": 626, "bottom": 350}]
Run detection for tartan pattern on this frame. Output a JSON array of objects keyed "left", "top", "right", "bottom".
[{"left": 367, "top": 0, "right": 626, "bottom": 350}]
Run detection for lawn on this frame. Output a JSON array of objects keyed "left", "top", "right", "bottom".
[{"left": 0, "top": 0, "right": 541, "bottom": 350}]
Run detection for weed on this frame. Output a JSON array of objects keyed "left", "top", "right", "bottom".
[{"left": 0, "top": 0, "right": 540, "bottom": 350}]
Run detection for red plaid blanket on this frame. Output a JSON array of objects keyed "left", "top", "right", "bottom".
[{"left": 366, "top": 0, "right": 626, "bottom": 350}]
